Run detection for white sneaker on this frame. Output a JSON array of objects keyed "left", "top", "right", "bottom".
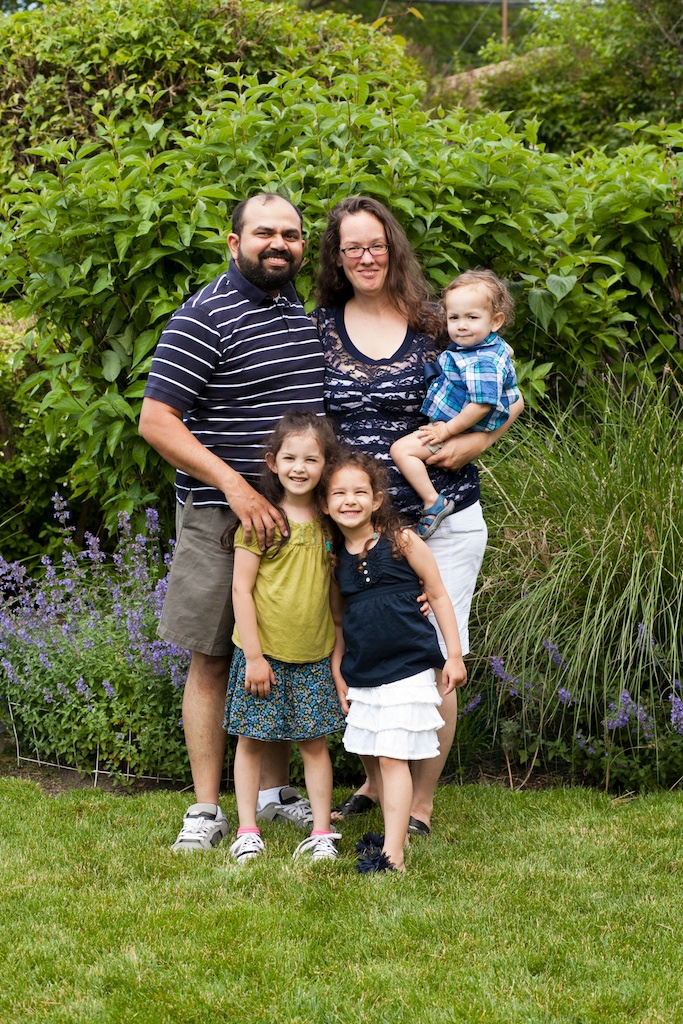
[
  {"left": 229, "top": 832, "right": 265, "bottom": 864},
  {"left": 171, "top": 803, "right": 229, "bottom": 852},
  {"left": 292, "top": 832, "right": 342, "bottom": 862},
  {"left": 256, "top": 786, "right": 313, "bottom": 829}
]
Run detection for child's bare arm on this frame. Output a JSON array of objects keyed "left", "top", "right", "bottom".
[
  {"left": 329, "top": 579, "right": 349, "bottom": 714},
  {"left": 418, "top": 401, "right": 492, "bottom": 445},
  {"left": 232, "top": 547, "right": 276, "bottom": 697},
  {"left": 400, "top": 530, "right": 467, "bottom": 693}
]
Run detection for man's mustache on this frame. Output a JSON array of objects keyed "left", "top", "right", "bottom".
[{"left": 259, "top": 249, "right": 294, "bottom": 263}]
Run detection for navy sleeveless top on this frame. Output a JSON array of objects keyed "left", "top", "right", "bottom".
[{"left": 336, "top": 536, "right": 445, "bottom": 688}]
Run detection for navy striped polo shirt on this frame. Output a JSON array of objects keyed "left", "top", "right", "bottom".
[{"left": 144, "top": 260, "right": 326, "bottom": 507}]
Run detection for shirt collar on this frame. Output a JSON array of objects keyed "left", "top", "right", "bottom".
[{"left": 448, "top": 331, "right": 500, "bottom": 353}]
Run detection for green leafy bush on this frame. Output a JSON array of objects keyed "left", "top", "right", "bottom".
[
  {"left": 463, "top": 0, "right": 683, "bottom": 153},
  {"left": 5, "top": 64, "right": 683, "bottom": 528},
  {"left": 0, "top": 0, "right": 417, "bottom": 177},
  {"left": 468, "top": 372, "right": 683, "bottom": 791},
  {"left": 1, "top": 310, "right": 80, "bottom": 561}
]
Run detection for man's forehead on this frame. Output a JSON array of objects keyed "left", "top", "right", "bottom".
[{"left": 241, "top": 197, "right": 302, "bottom": 231}]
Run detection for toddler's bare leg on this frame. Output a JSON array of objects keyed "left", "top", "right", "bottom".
[{"left": 391, "top": 433, "right": 440, "bottom": 508}]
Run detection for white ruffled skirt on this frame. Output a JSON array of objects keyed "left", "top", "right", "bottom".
[{"left": 343, "top": 668, "right": 445, "bottom": 760}]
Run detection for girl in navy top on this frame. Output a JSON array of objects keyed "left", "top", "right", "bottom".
[{"left": 322, "top": 450, "right": 466, "bottom": 874}]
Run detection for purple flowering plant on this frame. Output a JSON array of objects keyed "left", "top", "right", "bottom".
[
  {"left": 489, "top": 644, "right": 588, "bottom": 775},
  {"left": 0, "top": 497, "right": 190, "bottom": 780},
  {"left": 484, "top": 624, "right": 683, "bottom": 790}
]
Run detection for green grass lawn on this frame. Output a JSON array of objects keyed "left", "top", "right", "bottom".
[{"left": 1, "top": 778, "right": 682, "bottom": 1024}]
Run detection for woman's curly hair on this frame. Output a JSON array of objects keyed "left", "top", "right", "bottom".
[{"left": 315, "top": 195, "right": 442, "bottom": 336}]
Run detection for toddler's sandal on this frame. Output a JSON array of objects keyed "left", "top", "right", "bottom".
[{"left": 417, "top": 494, "right": 456, "bottom": 541}]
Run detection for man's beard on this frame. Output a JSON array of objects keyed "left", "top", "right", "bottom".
[{"left": 236, "top": 246, "right": 302, "bottom": 292}]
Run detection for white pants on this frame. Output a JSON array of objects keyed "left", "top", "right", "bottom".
[{"left": 425, "top": 501, "right": 488, "bottom": 657}]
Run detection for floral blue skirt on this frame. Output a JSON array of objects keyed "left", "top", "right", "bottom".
[{"left": 224, "top": 648, "right": 346, "bottom": 741}]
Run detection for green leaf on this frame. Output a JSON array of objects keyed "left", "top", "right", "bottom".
[
  {"left": 101, "top": 350, "right": 123, "bottom": 382},
  {"left": 106, "top": 418, "right": 125, "bottom": 455},
  {"left": 142, "top": 120, "right": 165, "bottom": 141},
  {"left": 546, "top": 275, "right": 577, "bottom": 302},
  {"left": 132, "top": 330, "right": 161, "bottom": 369},
  {"left": 528, "top": 289, "right": 555, "bottom": 333},
  {"left": 114, "top": 231, "right": 134, "bottom": 262}
]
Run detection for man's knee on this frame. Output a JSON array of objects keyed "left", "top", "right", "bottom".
[{"left": 188, "top": 650, "right": 232, "bottom": 691}]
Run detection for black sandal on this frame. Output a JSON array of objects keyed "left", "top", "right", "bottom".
[
  {"left": 407, "top": 816, "right": 431, "bottom": 836},
  {"left": 331, "top": 793, "right": 376, "bottom": 819}
]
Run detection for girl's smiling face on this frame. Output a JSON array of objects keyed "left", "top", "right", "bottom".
[
  {"left": 266, "top": 431, "right": 325, "bottom": 498},
  {"left": 322, "top": 465, "right": 383, "bottom": 532}
]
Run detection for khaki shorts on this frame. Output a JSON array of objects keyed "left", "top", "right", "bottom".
[
  {"left": 421, "top": 419, "right": 445, "bottom": 454},
  {"left": 158, "top": 494, "right": 237, "bottom": 657}
]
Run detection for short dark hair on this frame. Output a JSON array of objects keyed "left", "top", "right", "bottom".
[{"left": 231, "top": 193, "right": 303, "bottom": 237}]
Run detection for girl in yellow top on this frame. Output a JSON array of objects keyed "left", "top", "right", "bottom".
[{"left": 223, "top": 412, "right": 345, "bottom": 864}]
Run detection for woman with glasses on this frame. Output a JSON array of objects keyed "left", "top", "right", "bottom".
[{"left": 311, "top": 195, "right": 523, "bottom": 836}]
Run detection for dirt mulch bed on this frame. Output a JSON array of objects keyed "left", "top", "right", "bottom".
[
  {"left": 0, "top": 753, "right": 190, "bottom": 797},
  {"left": 0, "top": 749, "right": 573, "bottom": 799}
]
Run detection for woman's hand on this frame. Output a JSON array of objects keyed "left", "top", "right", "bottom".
[
  {"left": 244, "top": 656, "right": 276, "bottom": 698},
  {"left": 424, "top": 431, "right": 489, "bottom": 471},
  {"left": 424, "top": 394, "right": 525, "bottom": 471}
]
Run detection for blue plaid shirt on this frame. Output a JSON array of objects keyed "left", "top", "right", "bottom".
[{"left": 420, "top": 332, "right": 519, "bottom": 432}]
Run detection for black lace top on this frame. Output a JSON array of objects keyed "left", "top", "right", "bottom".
[{"left": 312, "top": 305, "right": 480, "bottom": 523}]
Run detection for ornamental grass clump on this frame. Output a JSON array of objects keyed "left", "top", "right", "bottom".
[
  {"left": 472, "top": 372, "right": 683, "bottom": 791},
  {"left": 0, "top": 498, "right": 190, "bottom": 781}
]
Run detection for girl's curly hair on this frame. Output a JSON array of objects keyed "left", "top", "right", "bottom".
[{"left": 321, "top": 448, "right": 409, "bottom": 567}]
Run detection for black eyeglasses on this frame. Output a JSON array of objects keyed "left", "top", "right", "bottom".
[{"left": 338, "top": 243, "right": 390, "bottom": 259}]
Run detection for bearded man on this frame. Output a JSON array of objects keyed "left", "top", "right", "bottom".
[{"left": 140, "top": 194, "right": 325, "bottom": 851}]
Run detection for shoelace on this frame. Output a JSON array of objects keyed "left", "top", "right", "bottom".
[
  {"left": 236, "top": 834, "right": 263, "bottom": 853},
  {"left": 179, "top": 814, "right": 218, "bottom": 838},
  {"left": 311, "top": 835, "right": 339, "bottom": 858},
  {"left": 288, "top": 799, "right": 313, "bottom": 824}
]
